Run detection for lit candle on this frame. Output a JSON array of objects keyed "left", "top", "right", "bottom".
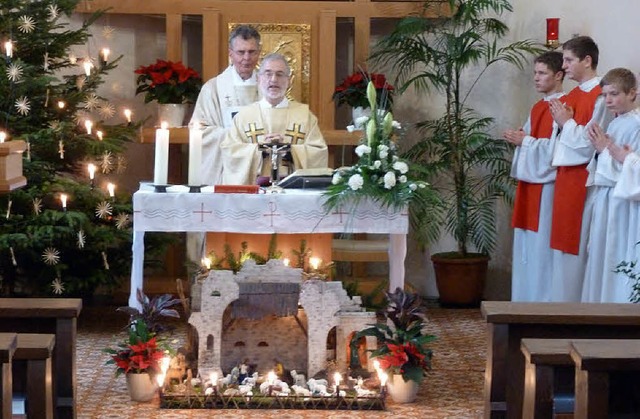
[
  {"left": 4, "top": 41, "right": 12, "bottom": 58},
  {"left": 0, "top": 131, "right": 6, "bottom": 143},
  {"left": 57, "top": 100, "right": 65, "bottom": 109},
  {"left": 123, "top": 108, "right": 132, "bottom": 123},
  {"left": 283, "top": 258, "right": 290, "bottom": 267},
  {"left": 96, "top": 130, "right": 103, "bottom": 141},
  {"left": 188, "top": 121, "right": 203, "bottom": 186},
  {"left": 267, "top": 370, "right": 277, "bottom": 396},
  {"left": 83, "top": 59, "right": 93, "bottom": 76},
  {"left": 84, "top": 119, "right": 93, "bottom": 135},
  {"left": 309, "top": 257, "right": 321, "bottom": 271},
  {"left": 100, "top": 48, "right": 110, "bottom": 63},
  {"left": 153, "top": 121, "right": 170, "bottom": 186},
  {"left": 202, "top": 257, "right": 212, "bottom": 270},
  {"left": 107, "top": 182, "right": 115, "bottom": 198},
  {"left": 373, "top": 360, "right": 381, "bottom": 373},
  {"left": 546, "top": 18, "right": 560, "bottom": 48},
  {"left": 210, "top": 371, "right": 218, "bottom": 394},
  {"left": 379, "top": 372, "right": 388, "bottom": 395},
  {"left": 60, "top": 193, "right": 68, "bottom": 211},
  {"left": 334, "top": 371, "right": 342, "bottom": 395},
  {"left": 87, "top": 163, "right": 96, "bottom": 180}
]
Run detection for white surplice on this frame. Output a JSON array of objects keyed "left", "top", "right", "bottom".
[
  {"left": 582, "top": 108, "right": 640, "bottom": 302},
  {"left": 550, "top": 78, "right": 613, "bottom": 302},
  {"left": 510, "top": 93, "right": 562, "bottom": 302}
]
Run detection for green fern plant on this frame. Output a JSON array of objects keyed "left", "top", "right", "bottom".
[{"left": 370, "top": 0, "right": 542, "bottom": 255}]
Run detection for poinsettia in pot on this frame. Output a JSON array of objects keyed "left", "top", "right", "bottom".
[
  {"left": 351, "top": 288, "right": 435, "bottom": 403},
  {"left": 333, "top": 71, "right": 394, "bottom": 129},
  {"left": 134, "top": 59, "right": 202, "bottom": 127},
  {"left": 103, "top": 290, "right": 181, "bottom": 401}
]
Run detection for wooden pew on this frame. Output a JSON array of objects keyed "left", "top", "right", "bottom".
[
  {"left": 571, "top": 339, "right": 640, "bottom": 419},
  {"left": 14, "top": 334, "right": 56, "bottom": 419},
  {"left": 0, "top": 333, "right": 16, "bottom": 419},
  {"left": 520, "top": 338, "right": 574, "bottom": 419},
  {"left": 0, "top": 298, "right": 82, "bottom": 419},
  {"left": 481, "top": 301, "right": 640, "bottom": 419}
]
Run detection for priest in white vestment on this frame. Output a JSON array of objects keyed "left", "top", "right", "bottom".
[
  {"left": 190, "top": 25, "right": 261, "bottom": 185},
  {"left": 220, "top": 53, "right": 328, "bottom": 185}
]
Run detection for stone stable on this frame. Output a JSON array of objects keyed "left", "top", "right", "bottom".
[{"left": 189, "top": 259, "right": 377, "bottom": 378}]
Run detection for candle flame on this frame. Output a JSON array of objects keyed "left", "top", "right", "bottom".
[
  {"left": 309, "top": 256, "right": 321, "bottom": 270},
  {"left": 202, "top": 257, "right": 212, "bottom": 270},
  {"left": 96, "top": 130, "right": 103, "bottom": 141},
  {"left": 60, "top": 194, "right": 68, "bottom": 208},
  {"left": 379, "top": 372, "right": 388, "bottom": 387},
  {"left": 57, "top": 101, "right": 65, "bottom": 109},
  {"left": 83, "top": 59, "right": 93, "bottom": 76},
  {"left": 101, "top": 48, "right": 110, "bottom": 62},
  {"left": 87, "top": 163, "right": 96, "bottom": 179},
  {"left": 4, "top": 41, "right": 12, "bottom": 58},
  {"left": 84, "top": 119, "right": 93, "bottom": 135},
  {"left": 107, "top": 182, "right": 115, "bottom": 197},
  {"left": 0, "top": 131, "right": 6, "bottom": 143},
  {"left": 123, "top": 108, "right": 132, "bottom": 123},
  {"left": 160, "top": 121, "right": 168, "bottom": 130},
  {"left": 283, "top": 258, "right": 290, "bottom": 267}
]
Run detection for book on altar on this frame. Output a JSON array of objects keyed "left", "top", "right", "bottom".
[
  {"left": 213, "top": 185, "right": 260, "bottom": 194},
  {"left": 278, "top": 168, "right": 334, "bottom": 189}
]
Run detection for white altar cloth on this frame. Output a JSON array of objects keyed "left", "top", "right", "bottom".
[{"left": 130, "top": 186, "right": 408, "bottom": 308}]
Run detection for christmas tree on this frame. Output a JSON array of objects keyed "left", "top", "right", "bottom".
[{"left": 0, "top": 0, "right": 142, "bottom": 297}]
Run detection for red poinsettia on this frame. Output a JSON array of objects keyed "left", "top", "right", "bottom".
[
  {"left": 333, "top": 71, "right": 394, "bottom": 110},
  {"left": 104, "top": 320, "right": 167, "bottom": 376},
  {"left": 350, "top": 288, "right": 435, "bottom": 384},
  {"left": 135, "top": 59, "right": 202, "bottom": 104}
]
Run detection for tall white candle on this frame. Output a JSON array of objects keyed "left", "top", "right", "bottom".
[
  {"left": 107, "top": 182, "right": 115, "bottom": 198},
  {"left": 4, "top": 41, "right": 12, "bottom": 58},
  {"left": 153, "top": 122, "right": 170, "bottom": 185},
  {"left": 188, "top": 121, "right": 203, "bottom": 186},
  {"left": 87, "top": 163, "right": 96, "bottom": 180}
]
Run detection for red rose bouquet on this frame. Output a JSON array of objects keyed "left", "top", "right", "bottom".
[
  {"left": 332, "top": 71, "right": 394, "bottom": 110},
  {"left": 134, "top": 59, "right": 202, "bottom": 104}
]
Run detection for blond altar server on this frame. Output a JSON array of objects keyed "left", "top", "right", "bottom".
[
  {"left": 221, "top": 53, "right": 328, "bottom": 185},
  {"left": 548, "top": 36, "right": 613, "bottom": 302},
  {"left": 504, "top": 51, "right": 565, "bottom": 302},
  {"left": 582, "top": 68, "right": 640, "bottom": 302},
  {"left": 190, "top": 25, "right": 261, "bottom": 185}
]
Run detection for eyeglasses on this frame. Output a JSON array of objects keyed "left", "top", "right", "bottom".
[
  {"left": 232, "top": 49, "right": 259, "bottom": 57},
  {"left": 260, "top": 70, "right": 288, "bottom": 80}
]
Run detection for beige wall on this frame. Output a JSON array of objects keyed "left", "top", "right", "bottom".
[{"left": 69, "top": 1, "right": 640, "bottom": 299}]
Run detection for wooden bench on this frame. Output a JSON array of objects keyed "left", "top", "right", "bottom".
[
  {"left": 481, "top": 301, "right": 640, "bottom": 419},
  {"left": 0, "top": 333, "right": 16, "bottom": 419},
  {"left": 570, "top": 339, "right": 640, "bottom": 419},
  {"left": 521, "top": 338, "right": 574, "bottom": 419},
  {"left": 0, "top": 298, "right": 82, "bottom": 419},
  {"left": 14, "top": 333, "right": 56, "bottom": 419}
]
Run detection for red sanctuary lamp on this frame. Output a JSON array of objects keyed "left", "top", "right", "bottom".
[{"left": 546, "top": 18, "right": 560, "bottom": 49}]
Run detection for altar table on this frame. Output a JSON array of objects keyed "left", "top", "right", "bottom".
[{"left": 131, "top": 186, "right": 409, "bottom": 308}]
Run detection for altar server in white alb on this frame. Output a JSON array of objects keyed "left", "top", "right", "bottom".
[
  {"left": 190, "top": 25, "right": 261, "bottom": 185},
  {"left": 582, "top": 68, "right": 640, "bottom": 303},
  {"left": 221, "top": 53, "right": 328, "bottom": 185},
  {"left": 504, "top": 51, "right": 565, "bottom": 302}
]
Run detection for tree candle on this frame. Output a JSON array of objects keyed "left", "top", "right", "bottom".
[
  {"left": 188, "top": 121, "right": 203, "bottom": 186},
  {"left": 153, "top": 122, "right": 170, "bottom": 186}
]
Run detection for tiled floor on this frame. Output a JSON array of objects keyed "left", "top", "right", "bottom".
[{"left": 76, "top": 304, "right": 485, "bottom": 418}]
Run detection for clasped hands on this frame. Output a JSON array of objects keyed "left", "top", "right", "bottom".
[
  {"left": 259, "top": 133, "right": 287, "bottom": 145},
  {"left": 587, "top": 123, "right": 631, "bottom": 163},
  {"left": 549, "top": 99, "right": 574, "bottom": 127}
]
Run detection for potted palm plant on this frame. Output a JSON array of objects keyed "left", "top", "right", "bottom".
[{"left": 369, "top": 0, "right": 541, "bottom": 305}]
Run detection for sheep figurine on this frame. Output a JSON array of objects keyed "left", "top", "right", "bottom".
[{"left": 290, "top": 370, "right": 307, "bottom": 388}]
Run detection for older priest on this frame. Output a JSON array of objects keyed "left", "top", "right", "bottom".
[{"left": 221, "top": 53, "right": 328, "bottom": 185}]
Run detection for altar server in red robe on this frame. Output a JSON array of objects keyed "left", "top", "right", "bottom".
[
  {"left": 505, "top": 51, "right": 565, "bottom": 301},
  {"left": 548, "top": 36, "right": 613, "bottom": 301}
]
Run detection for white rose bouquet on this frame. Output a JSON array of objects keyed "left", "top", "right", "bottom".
[{"left": 324, "top": 80, "right": 437, "bottom": 213}]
